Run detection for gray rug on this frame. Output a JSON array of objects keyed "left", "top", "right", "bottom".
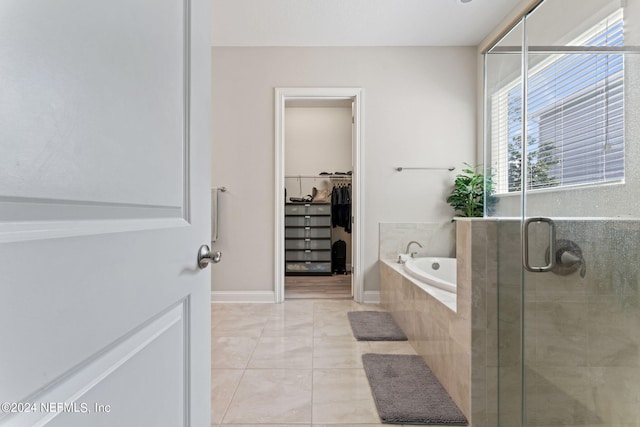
[
  {"left": 362, "top": 354, "right": 468, "bottom": 425},
  {"left": 347, "top": 311, "right": 408, "bottom": 341}
]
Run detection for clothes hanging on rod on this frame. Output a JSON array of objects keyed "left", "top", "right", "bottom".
[{"left": 331, "top": 183, "right": 351, "bottom": 233}]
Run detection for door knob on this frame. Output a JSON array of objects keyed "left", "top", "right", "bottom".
[{"left": 198, "top": 244, "right": 222, "bottom": 269}]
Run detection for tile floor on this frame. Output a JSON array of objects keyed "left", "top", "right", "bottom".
[
  {"left": 285, "top": 274, "right": 352, "bottom": 299},
  {"left": 211, "top": 299, "right": 418, "bottom": 426}
]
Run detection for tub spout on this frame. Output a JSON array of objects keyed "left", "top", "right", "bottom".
[{"left": 405, "top": 241, "right": 423, "bottom": 257}]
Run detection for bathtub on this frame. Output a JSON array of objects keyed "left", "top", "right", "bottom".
[{"left": 404, "top": 257, "right": 457, "bottom": 293}]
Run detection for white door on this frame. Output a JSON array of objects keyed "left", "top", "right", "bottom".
[{"left": 0, "top": 1, "right": 211, "bottom": 426}]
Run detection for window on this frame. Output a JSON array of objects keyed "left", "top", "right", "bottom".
[{"left": 490, "top": 11, "right": 624, "bottom": 194}]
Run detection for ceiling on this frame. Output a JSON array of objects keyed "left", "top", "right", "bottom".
[{"left": 211, "top": 0, "right": 524, "bottom": 47}]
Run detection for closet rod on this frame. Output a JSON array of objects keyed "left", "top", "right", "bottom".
[
  {"left": 395, "top": 167, "right": 455, "bottom": 172},
  {"left": 285, "top": 175, "right": 352, "bottom": 179}
]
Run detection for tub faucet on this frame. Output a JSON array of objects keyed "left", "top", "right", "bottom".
[
  {"left": 405, "top": 241, "right": 423, "bottom": 258},
  {"left": 548, "top": 239, "right": 586, "bottom": 279}
]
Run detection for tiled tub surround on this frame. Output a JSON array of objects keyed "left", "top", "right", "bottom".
[
  {"left": 379, "top": 219, "right": 498, "bottom": 426},
  {"left": 379, "top": 222, "right": 456, "bottom": 261}
]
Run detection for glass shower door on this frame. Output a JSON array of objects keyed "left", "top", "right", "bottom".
[
  {"left": 486, "top": 0, "right": 640, "bottom": 425},
  {"left": 521, "top": 1, "right": 640, "bottom": 426},
  {"left": 484, "top": 16, "right": 525, "bottom": 427}
]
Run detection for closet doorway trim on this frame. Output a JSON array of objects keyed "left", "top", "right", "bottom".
[{"left": 274, "top": 87, "right": 364, "bottom": 303}]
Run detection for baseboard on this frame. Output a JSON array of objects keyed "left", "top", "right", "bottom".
[
  {"left": 211, "top": 290, "right": 374, "bottom": 303},
  {"left": 211, "top": 291, "right": 276, "bottom": 303},
  {"left": 363, "top": 291, "right": 380, "bottom": 304}
]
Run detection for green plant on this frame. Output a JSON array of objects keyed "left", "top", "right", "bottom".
[{"left": 446, "top": 163, "right": 491, "bottom": 218}]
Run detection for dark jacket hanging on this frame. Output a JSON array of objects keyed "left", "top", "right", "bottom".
[{"left": 331, "top": 184, "right": 351, "bottom": 233}]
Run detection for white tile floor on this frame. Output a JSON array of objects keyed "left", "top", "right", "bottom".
[{"left": 211, "top": 300, "right": 418, "bottom": 426}]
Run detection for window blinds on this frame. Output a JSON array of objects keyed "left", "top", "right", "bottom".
[{"left": 490, "top": 11, "right": 624, "bottom": 194}]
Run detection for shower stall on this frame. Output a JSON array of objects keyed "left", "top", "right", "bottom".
[{"left": 484, "top": 0, "right": 640, "bottom": 425}]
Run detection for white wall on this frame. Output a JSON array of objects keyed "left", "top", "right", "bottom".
[
  {"left": 211, "top": 47, "right": 477, "bottom": 296},
  {"left": 498, "top": 0, "right": 622, "bottom": 47}
]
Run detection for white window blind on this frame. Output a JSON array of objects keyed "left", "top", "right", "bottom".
[{"left": 490, "top": 10, "right": 624, "bottom": 194}]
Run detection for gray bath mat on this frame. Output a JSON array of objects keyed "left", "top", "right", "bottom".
[
  {"left": 347, "top": 311, "right": 407, "bottom": 341},
  {"left": 362, "top": 353, "right": 468, "bottom": 425}
]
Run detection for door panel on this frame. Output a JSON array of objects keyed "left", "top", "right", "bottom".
[
  {"left": 0, "top": 0, "right": 211, "bottom": 425},
  {"left": 21, "top": 304, "right": 185, "bottom": 427},
  {"left": 0, "top": 0, "right": 184, "bottom": 206}
]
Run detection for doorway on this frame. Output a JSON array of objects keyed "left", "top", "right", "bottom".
[{"left": 274, "top": 88, "right": 363, "bottom": 303}]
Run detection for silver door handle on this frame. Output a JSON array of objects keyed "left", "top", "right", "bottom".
[
  {"left": 198, "top": 244, "right": 222, "bottom": 269},
  {"left": 522, "top": 217, "right": 555, "bottom": 272}
]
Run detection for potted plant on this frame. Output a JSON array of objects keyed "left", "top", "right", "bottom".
[{"left": 446, "top": 163, "right": 492, "bottom": 218}]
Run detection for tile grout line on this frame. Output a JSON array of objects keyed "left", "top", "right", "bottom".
[
  {"left": 310, "top": 300, "right": 316, "bottom": 425},
  {"left": 217, "top": 300, "right": 386, "bottom": 426},
  {"left": 216, "top": 306, "right": 268, "bottom": 426},
  {"left": 216, "top": 367, "right": 246, "bottom": 427}
]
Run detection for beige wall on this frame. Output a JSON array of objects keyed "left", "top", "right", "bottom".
[
  {"left": 211, "top": 47, "right": 477, "bottom": 297},
  {"left": 284, "top": 106, "right": 352, "bottom": 180}
]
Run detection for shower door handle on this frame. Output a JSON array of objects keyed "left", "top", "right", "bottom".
[{"left": 522, "top": 217, "right": 556, "bottom": 272}]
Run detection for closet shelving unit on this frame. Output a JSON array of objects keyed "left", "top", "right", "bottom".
[
  {"left": 284, "top": 201, "right": 332, "bottom": 275},
  {"left": 284, "top": 174, "right": 351, "bottom": 276}
]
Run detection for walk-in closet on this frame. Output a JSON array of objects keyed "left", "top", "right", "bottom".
[{"left": 283, "top": 99, "right": 353, "bottom": 299}]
